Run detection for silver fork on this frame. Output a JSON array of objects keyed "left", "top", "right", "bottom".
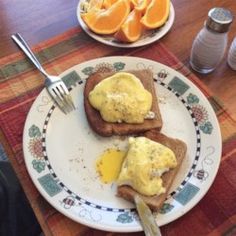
[{"left": 11, "top": 33, "right": 75, "bottom": 114}]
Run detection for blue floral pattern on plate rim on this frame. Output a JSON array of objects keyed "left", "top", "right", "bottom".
[{"left": 23, "top": 56, "right": 222, "bottom": 233}]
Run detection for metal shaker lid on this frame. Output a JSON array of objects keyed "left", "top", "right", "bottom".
[{"left": 206, "top": 8, "right": 233, "bottom": 33}]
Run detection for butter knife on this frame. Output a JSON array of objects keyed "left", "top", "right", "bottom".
[{"left": 134, "top": 195, "right": 162, "bottom": 236}]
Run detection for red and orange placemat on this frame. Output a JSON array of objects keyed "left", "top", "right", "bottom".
[{"left": 0, "top": 27, "right": 236, "bottom": 235}]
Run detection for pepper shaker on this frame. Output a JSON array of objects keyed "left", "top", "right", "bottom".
[{"left": 190, "top": 8, "right": 233, "bottom": 74}]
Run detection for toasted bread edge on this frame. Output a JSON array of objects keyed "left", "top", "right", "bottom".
[
  {"left": 84, "top": 70, "right": 163, "bottom": 137},
  {"left": 117, "top": 131, "right": 187, "bottom": 211}
]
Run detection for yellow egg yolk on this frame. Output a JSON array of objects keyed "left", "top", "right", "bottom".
[
  {"left": 117, "top": 137, "right": 177, "bottom": 196},
  {"left": 96, "top": 148, "right": 126, "bottom": 184},
  {"left": 88, "top": 72, "right": 152, "bottom": 123}
]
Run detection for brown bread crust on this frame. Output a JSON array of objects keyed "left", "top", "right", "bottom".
[
  {"left": 117, "top": 130, "right": 187, "bottom": 211},
  {"left": 84, "top": 69, "right": 163, "bottom": 136}
]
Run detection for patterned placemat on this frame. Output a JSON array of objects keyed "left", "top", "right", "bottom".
[{"left": 0, "top": 27, "right": 236, "bottom": 236}]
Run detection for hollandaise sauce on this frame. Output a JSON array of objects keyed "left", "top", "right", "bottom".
[
  {"left": 117, "top": 137, "right": 177, "bottom": 196},
  {"left": 88, "top": 72, "right": 152, "bottom": 123},
  {"left": 96, "top": 148, "right": 126, "bottom": 184}
]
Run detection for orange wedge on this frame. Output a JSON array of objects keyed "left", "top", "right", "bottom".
[
  {"left": 114, "top": 9, "right": 143, "bottom": 42},
  {"left": 140, "top": 0, "right": 170, "bottom": 29},
  {"left": 81, "top": 0, "right": 131, "bottom": 34},
  {"left": 103, "top": 0, "right": 119, "bottom": 9},
  {"left": 131, "top": 0, "right": 151, "bottom": 13}
]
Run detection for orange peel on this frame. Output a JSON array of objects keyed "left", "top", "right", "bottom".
[
  {"left": 114, "top": 9, "right": 143, "bottom": 42},
  {"left": 140, "top": 0, "right": 170, "bottom": 29}
]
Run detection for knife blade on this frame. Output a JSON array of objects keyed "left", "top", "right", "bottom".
[{"left": 134, "top": 195, "right": 162, "bottom": 236}]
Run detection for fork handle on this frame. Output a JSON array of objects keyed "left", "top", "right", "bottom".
[{"left": 11, "top": 33, "right": 49, "bottom": 78}]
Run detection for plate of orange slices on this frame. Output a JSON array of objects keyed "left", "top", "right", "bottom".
[{"left": 77, "top": 0, "right": 175, "bottom": 48}]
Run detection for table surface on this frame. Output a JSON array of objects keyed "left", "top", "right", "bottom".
[
  {"left": 0, "top": 0, "right": 236, "bottom": 235},
  {"left": 1, "top": 0, "right": 236, "bottom": 119}
]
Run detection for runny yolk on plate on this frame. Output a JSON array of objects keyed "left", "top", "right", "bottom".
[
  {"left": 117, "top": 137, "right": 177, "bottom": 196},
  {"left": 88, "top": 72, "right": 152, "bottom": 124},
  {"left": 96, "top": 148, "right": 126, "bottom": 184}
]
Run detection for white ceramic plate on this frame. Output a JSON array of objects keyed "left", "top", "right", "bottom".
[
  {"left": 76, "top": 1, "right": 175, "bottom": 48},
  {"left": 23, "top": 56, "right": 222, "bottom": 233}
]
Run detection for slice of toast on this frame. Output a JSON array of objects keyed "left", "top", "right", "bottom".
[
  {"left": 117, "top": 130, "right": 187, "bottom": 211},
  {"left": 84, "top": 69, "right": 163, "bottom": 136}
]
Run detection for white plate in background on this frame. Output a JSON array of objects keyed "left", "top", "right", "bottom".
[{"left": 77, "top": 1, "right": 175, "bottom": 48}]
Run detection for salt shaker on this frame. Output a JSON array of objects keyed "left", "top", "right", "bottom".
[
  {"left": 227, "top": 37, "right": 236, "bottom": 70},
  {"left": 190, "top": 7, "right": 233, "bottom": 74}
]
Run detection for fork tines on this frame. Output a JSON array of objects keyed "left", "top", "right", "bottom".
[{"left": 49, "top": 82, "right": 75, "bottom": 114}]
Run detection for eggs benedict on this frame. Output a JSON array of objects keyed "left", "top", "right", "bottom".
[
  {"left": 117, "top": 131, "right": 187, "bottom": 211},
  {"left": 88, "top": 72, "right": 153, "bottom": 124},
  {"left": 84, "top": 69, "right": 163, "bottom": 136},
  {"left": 117, "top": 136, "right": 177, "bottom": 196}
]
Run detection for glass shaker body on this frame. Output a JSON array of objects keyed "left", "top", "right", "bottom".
[
  {"left": 190, "top": 7, "right": 233, "bottom": 74},
  {"left": 227, "top": 37, "right": 236, "bottom": 70},
  {"left": 190, "top": 26, "right": 228, "bottom": 74}
]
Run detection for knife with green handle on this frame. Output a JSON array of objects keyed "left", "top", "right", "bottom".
[{"left": 134, "top": 195, "right": 162, "bottom": 236}]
